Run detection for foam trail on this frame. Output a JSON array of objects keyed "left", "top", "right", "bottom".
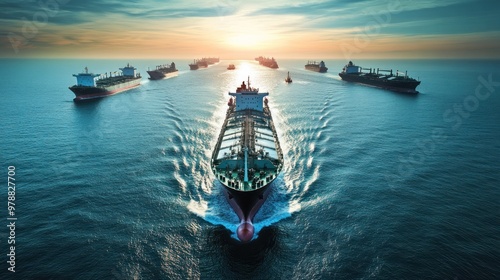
[{"left": 187, "top": 176, "right": 298, "bottom": 241}]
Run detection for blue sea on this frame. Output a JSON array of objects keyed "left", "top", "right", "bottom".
[{"left": 0, "top": 58, "right": 499, "bottom": 279}]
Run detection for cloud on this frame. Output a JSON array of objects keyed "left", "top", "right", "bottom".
[{"left": 0, "top": 0, "right": 499, "bottom": 58}]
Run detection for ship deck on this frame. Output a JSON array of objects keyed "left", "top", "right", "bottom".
[
  {"left": 96, "top": 75, "right": 141, "bottom": 87},
  {"left": 212, "top": 104, "right": 283, "bottom": 192}
]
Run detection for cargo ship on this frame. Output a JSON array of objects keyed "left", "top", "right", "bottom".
[
  {"left": 69, "top": 64, "right": 141, "bottom": 102},
  {"left": 189, "top": 58, "right": 210, "bottom": 70},
  {"left": 255, "top": 56, "right": 279, "bottom": 69},
  {"left": 305, "top": 60, "right": 328, "bottom": 73},
  {"left": 339, "top": 61, "right": 421, "bottom": 93},
  {"left": 227, "top": 64, "right": 235, "bottom": 70},
  {"left": 211, "top": 77, "right": 284, "bottom": 242},
  {"left": 189, "top": 60, "right": 199, "bottom": 70},
  {"left": 147, "top": 62, "right": 178, "bottom": 80},
  {"left": 203, "top": 57, "right": 220, "bottom": 64},
  {"left": 198, "top": 59, "right": 208, "bottom": 68}
]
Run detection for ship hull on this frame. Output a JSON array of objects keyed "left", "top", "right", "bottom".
[
  {"left": 189, "top": 64, "right": 199, "bottom": 70},
  {"left": 223, "top": 182, "right": 272, "bottom": 223},
  {"left": 305, "top": 65, "right": 328, "bottom": 73},
  {"left": 260, "top": 62, "right": 278, "bottom": 69},
  {"left": 69, "top": 77, "right": 141, "bottom": 101},
  {"left": 147, "top": 70, "right": 178, "bottom": 80},
  {"left": 339, "top": 73, "right": 420, "bottom": 93}
]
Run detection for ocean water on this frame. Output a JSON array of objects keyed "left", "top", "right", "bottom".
[{"left": 0, "top": 58, "right": 499, "bottom": 279}]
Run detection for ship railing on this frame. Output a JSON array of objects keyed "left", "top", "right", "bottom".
[
  {"left": 254, "top": 129, "right": 274, "bottom": 140},
  {"left": 211, "top": 107, "right": 234, "bottom": 164},
  {"left": 264, "top": 103, "right": 284, "bottom": 163},
  {"left": 361, "top": 67, "right": 372, "bottom": 74},
  {"left": 254, "top": 143, "right": 277, "bottom": 152},
  {"left": 377, "top": 68, "right": 393, "bottom": 76}
]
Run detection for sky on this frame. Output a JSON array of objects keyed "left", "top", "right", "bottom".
[{"left": 0, "top": 0, "right": 499, "bottom": 59}]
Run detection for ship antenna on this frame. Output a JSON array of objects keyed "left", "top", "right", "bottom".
[{"left": 248, "top": 76, "right": 250, "bottom": 88}]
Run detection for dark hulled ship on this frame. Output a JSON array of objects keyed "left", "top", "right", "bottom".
[
  {"left": 69, "top": 64, "right": 141, "bottom": 102},
  {"left": 189, "top": 57, "right": 219, "bottom": 70},
  {"left": 305, "top": 60, "right": 328, "bottom": 73},
  {"left": 147, "top": 62, "right": 178, "bottom": 80},
  {"left": 211, "top": 77, "right": 284, "bottom": 242},
  {"left": 189, "top": 60, "right": 199, "bottom": 70},
  {"left": 339, "top": 61, "right": 421, "bottom": 93}
]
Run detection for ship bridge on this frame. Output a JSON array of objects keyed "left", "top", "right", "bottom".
[{"left": 72, "top": 67, "right": 100, "bottom": 87}]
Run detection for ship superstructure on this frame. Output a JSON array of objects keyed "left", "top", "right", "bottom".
[{"left": 211, "top": 77, "right": 284, "bottom": 242}]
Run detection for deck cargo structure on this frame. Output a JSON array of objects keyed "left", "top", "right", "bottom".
[
  {"left": 211, "top": 77, "right": 284, "bottom": 242},
  {"left": 147, "top": 62, "right": 178, "bottom": 80},
  {"left": 69, "top": 64, "right": 141, "bottom": 102},
  {"left": 339, "top": 61, "right": 421, "bottom": 93},
  {"left": 305, "top": 60, "right": 328, "bottom": 73}
]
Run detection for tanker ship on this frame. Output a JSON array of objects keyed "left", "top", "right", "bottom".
[
  {"left": 211, "top": 77, "right": 284, "bottom": 242},
  {"left": 69, "top": 64, "right": 141, "bottom": 102},
  {"left": 339, "top": 61, "right": 421, "bottom": 93},
  {"left": 189, "top": 59, "right": 208, "bottom": 70},
  {"left": 147, "top": 62, "right": 178, "bottom": 80},
  {"left": 305, "top": 60, "right": 328, "bottom": 73}
]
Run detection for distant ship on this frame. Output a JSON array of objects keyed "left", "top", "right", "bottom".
[
  {"left": 285, "top": 71, "right": 292, "bottom": 83},
  {"left": 69, "top": 64, "right": 141, "bottom": 102},
  {"left": 255, "top": 56, "right": 279, "bottom": 69},
  {"left": 211, "top": 77, "right": 284, "bottom": 242},
  {"left": 189, "top": 60, "right": 199, "bottom": 70},
  {"left": 227, "top": 64, "right": 235, "bottom": 70},
  {"left": 203, "top": 57, "right": 220, "bottom": 64},
  {"left": 305, "top": 60, "right": 328, "bottom": 73},
  {"left": 197, "top": 59, "right": 208, "bottom": 68},
  {"left": 339, "top": 61, "right": 421, "bottom": 93},
  {"left": 189, "top": 57, "right": 219, "bottom": 70},
  {"left": 147, "top": 62, "right": 178, "bottom": 80}
]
